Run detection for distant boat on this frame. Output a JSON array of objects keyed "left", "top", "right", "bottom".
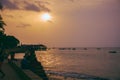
[
  {"left": 109, "top": 51, "right": 117, "bottom": 53},
  {"left": 96, "top": 48, "right": 101, "bottom": 50},
  {"left": 84, "top": 48, "right": 87, "bottom": 50}
]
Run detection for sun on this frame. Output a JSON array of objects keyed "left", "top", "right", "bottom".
[{"left": 41, "top": 13, "right": 52, "bottom": 22}]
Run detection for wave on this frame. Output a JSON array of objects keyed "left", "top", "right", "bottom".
[{"left": 46, "top": 70, "right": 109, "bottom": 80}]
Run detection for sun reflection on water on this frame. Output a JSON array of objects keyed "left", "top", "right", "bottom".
[{"left": 36, "top": 51, "right": 62, "bottom": 69}]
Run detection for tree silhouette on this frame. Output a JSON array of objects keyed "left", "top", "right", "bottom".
[
  {"left": 0, "top": 14, "right": 19, "bottom": 52},
  {"left": 0, "top": 35, "right": 19, "bottom": 49}
]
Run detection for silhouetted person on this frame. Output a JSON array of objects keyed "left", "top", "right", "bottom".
[
  {"left": 21, "top": 50, "right": 31, "bottom": 69},
  {"left": 21, "top": 55, "right": 30, "bottom": 69},
  {"left": 21, "top": 49, "right": 37, "bottom": 69},
  {"left": 21, "top": 49, "right": 48, "bottom": 80},
  {"left": 29, "top": 49, "right": 49, "bottom": 80}
]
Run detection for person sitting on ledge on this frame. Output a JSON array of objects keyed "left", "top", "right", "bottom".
[{"left": 21, "top": 50, "right": 31, "bottom": 69}]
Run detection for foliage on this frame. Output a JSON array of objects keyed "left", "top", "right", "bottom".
[{"left": 0, "top": 15, "right": 20, "bottom": 49}]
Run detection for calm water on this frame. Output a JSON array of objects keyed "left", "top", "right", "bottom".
[
  {"left": 36, "top": 47, "right": 120, "bottom": 80},
  {"left": 16, "top": 47, "right": 120, "bottom": 80}
]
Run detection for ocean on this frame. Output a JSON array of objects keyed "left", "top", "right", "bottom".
[{"left": 16, "top": 47, "right": 120, "bottom": 80}]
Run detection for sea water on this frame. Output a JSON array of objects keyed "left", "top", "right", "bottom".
[
  {"left": 15, "top": 47, "right": 120, "bottom": 80},
  {"left": 35, "top": 47, "right": 120, "bottom": 80}
]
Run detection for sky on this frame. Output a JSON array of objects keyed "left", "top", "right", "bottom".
[{"left": 0, "top": 0, "right": 120, "bottom": 47}]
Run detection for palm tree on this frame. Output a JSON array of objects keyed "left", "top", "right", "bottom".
[
  {"left": 0, "top": 15, "right": 6, "bottom": 33},
  {"left": 0, "top": 15, "right": 19, "bottom": 49}
]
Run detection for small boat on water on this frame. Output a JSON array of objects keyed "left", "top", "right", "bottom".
[{"left": 109, "top": 51, "right": 117, "bottom": 53}]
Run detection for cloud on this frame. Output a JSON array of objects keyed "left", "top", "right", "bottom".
[
  {"left": 69, "top": 0, "right": 75, "bottom": 2},
  {"left": 0, "top": 0, "right": 19, "bottom": 10},
  {"left": 16, "top": 23, "right": 31, "bottom": 28},
  {"left": 0, "top": 1, "right": 3, "bottom": 10},
  {"left": 0, "top": 0, "right": 50, "bottom": 12},
  {"left": 4, "top": 14, "right": 14, "bottom": 18}
]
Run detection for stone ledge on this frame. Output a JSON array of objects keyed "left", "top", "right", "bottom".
[{"left": 9, "top": 61, "right": 43, "bottom": 80}]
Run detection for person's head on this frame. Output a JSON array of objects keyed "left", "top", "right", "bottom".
[{"left": 28, "top": 48, "right": 35, "bottom": 53}]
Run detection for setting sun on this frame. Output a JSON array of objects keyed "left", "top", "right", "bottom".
[{"left": 41, "top": 13, "right": 52, "bottom": 22}]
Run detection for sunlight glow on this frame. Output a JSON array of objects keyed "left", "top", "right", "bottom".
[{"left": 41, "top": 13, "right": 52, "bottom": 22}]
